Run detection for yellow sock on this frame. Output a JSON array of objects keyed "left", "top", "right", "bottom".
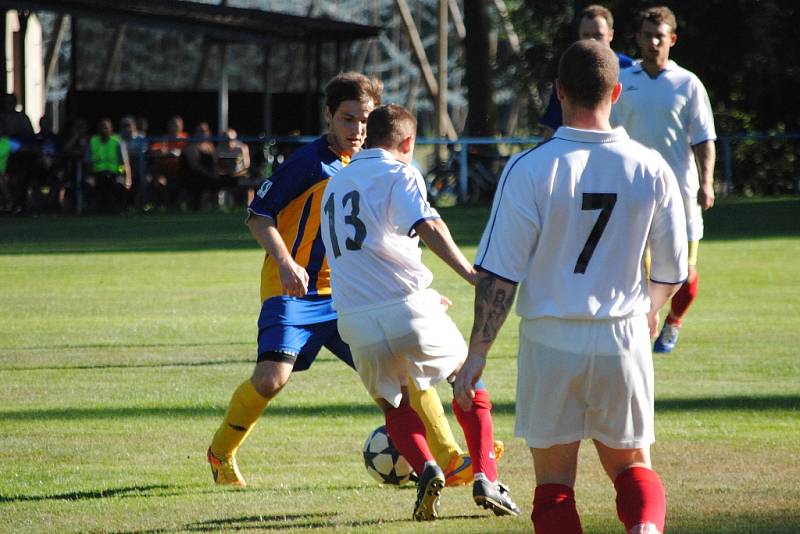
[
  {"left": 210, "top": 378, "right": 269, "bottom": 459},
  {"left": 408, "top": 380, "right": 462, "bottom": 468}
]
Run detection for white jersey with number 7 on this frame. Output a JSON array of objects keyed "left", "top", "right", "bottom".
[{"left": 475, "top": 127, "right": 688, "bottom": 320}]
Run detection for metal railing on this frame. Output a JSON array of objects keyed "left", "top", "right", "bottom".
[{"left": 83, "top": 132, "right": 798, "bottom": 213}]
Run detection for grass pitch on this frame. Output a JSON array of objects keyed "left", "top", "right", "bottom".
[{"left": 1, "top": 197, "right": 798, "bottom": 533}]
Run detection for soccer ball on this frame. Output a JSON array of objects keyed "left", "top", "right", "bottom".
[{"left": 362, "top": 425, "right": 416, "bottom": 485}]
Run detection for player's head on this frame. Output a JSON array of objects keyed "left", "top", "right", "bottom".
[
  {"left": 576, "top": 5, "right": 615, "bottom": 47},
  {"left": 557, "top": 40, "right": 620, "bottom": 112},
  {"left": 324, "top": 72, "right": 383, "bottom": 157},
  {"left": 365, "top": 104, "right": 417, "bottom": 164},
  {"left": 636, "top": 6, "right": 677, "bottom": 66},
  {"left": 98, "top": 118, "right": 113, "bottom": 138}
]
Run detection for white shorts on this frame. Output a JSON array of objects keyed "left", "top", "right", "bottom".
[
  {"left": 336, "top": 288, "right": 467, "bottom": 408},
  {"left": 514, "top": 315, "right": 655, "bottom": 449},
  {"left": 683, "top": 193, "right": 704, "bottom": 241}
]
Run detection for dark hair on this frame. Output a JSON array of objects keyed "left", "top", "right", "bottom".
[
  {"left": 638, "top": 6, "right": 677, "bottom": 33},
  {"left": 365, "top": 104, "right": 417, "bottom": 149},
  {"left": 577, "top": 4, "right": 614, "bottom": 29},
  {"left": 558, "top": 40, "right": 619, "bottom": 109},
  {"left": 324, "top": 72, "right": 383, "bottom": 115}
]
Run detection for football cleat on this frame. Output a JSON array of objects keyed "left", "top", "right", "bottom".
[
  {"left": 207, "top": 448, "right": 246, "bottom": 487},
  {"left": 413, "top": 463, "right": 445, "bottom": 521},
  {"left": 653, "top": 323, "right": 680, "bottom": 353},
  {"left": 630, "top": 522, "right": 661, "bottom": 534},
  {"left": 444, "top": 440, "right": 505, "bottom": 487},
  {"left": 473, "top": 479, "right": 520, "bottom": 516}
]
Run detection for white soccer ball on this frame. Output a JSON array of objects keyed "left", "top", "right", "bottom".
[{"left": 362, "top": 425, "right": 416, "bottom": 485}]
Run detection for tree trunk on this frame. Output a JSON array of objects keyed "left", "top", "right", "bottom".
[{"left": 463, "top": 0, "right": 496, "bottom": 138}]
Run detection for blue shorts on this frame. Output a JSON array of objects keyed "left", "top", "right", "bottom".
[{"left": 257, "top": 318, "right": 355, "bottom": 373}]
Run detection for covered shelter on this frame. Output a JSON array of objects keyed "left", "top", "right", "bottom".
[{"left": 0, "top": 0, "right": 382, "bottom": 134}]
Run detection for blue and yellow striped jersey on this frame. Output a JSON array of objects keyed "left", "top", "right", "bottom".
[{"left": 248, "top": 136, "right": 348, "bottom": 304}]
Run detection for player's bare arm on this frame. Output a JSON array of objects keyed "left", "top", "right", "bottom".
[
  {"left": 693, "top": 140, "right": 716, "bottom": 210},
  {"left": 454, "top": 271, "right": 517, "bottom": 409},
  {"left": 247, "top": 215, "right": 309, "bottom": 296},
  {"left": 415, "top": 218, "right": 477, "bottom": 285},
  {"left": 646, "top": 281, "right": 683, "bottom": 337}
]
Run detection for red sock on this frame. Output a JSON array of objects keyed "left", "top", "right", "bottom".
[
  {"left": 614, "top": 467, "right": 666, "bottom": 533},
  {"left": 532, "top": 484, "right": 582, "bottom": 534},
  {"left": 452, "top": 389, "right": 497, "bottom": 481},
  {"left": 667, "top": 273, "right": 699, "bottom": 327},
  {"left": 385, "top": 404, "right": 434, "bottom": 475}
]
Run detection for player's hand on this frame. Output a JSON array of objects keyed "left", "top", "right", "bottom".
[
  {"left": 278, "top": 259, "right": 309, "bottom": 297},
  {"left": 439, "top": 295, "right": 453, "bottom": 311},
  {"left": 646, "top": 310, "right": 660, "bottom": 338},
  {"left": 453, "top": 353, "right": 486, "bottom": 411},
  {"left": 465, "top": 266, "right": 479, "bottom": 286},
  {"left": 698, "top": 182, "right": 715, "bottom": 211}
]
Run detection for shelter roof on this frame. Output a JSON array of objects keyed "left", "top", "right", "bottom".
[{"left": 0, "top": 0, "right": 381, "bottom": 44}]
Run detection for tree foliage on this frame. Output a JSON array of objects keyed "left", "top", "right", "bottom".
[{"left": 502, "top": 0, "right": 800, "bottom": 192}]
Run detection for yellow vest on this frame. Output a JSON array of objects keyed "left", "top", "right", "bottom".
[
  {"left": 0, "top": 137, "right": 11, "bottom": 173},
  {"left": 89, "top": 135, "right": 124, "bottom": 174}
]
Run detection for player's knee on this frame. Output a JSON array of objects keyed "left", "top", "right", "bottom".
[
  {"left": 251, "top": 374, "right": 286, "bottom": 399},
  {"left": 251, "top": 360, "right": 292, "bottom": 398}
]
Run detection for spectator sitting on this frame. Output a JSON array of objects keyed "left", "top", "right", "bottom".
[
  {"left": 179, "top": 122, "right": 219, "bottom": 211},
  {"left": 27, "top": 116, "right": 65, "bottom": 212},
  {"left": 120, "top": 115, "right": 146, "bottom": 209},
  {"left": 85, "top": 118, "right": 131, "bottom": 214},
  {"left": 216, "top": 128, "right": 250, "bottom": 208},
  {"left": 0, "top": 93, "right": 33, "bottom": 141},
  {"left": 149, "top": 115, "right": 187, "bottom": 210},
  {"left": 0, "top": 124, "right": 21, "bottom": 212},
  {"left": 60, "top": 118, "right": 89, "bottom": 212}
]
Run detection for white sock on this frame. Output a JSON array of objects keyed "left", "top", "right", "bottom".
[{"left": 474, "top": 472, "right": 489, "bottom": 483}]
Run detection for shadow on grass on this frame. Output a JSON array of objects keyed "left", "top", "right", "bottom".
[
  {"left": 2, "top": 395, "right": 797, "bottom": 422},
  {"left": 702, "top": 197, "right": 800, "bottom": 240},
  {"left": 186, "top": 513, "right": 340, "bottom": 532},
  {"left": 667, "top": 509, "right": 800, "bottom": 534},
  {"left": 112, "top": 513, "right": 336, "bottom": 534},
  {"left": 182, "top": 512, "right": 486, "bottom": 532},
  {"left": 3, "top": 358, "right": 252, "bottom": 372},
  {"left": 0, "top": 484, "right": 174, "bottom": 503},
  {"left": 3, "top": 198, "right": 794, "bottom": 255},
  {"left": 655, "top": 395, "right": 800, "bottom": 411},
  {"left": 9, "top": 341, "right": 250, "bottom": 352},
  {"left": 0, "top": 212, "right": 256, "bottom": 255}
]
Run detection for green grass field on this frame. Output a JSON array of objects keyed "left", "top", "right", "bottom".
[{"left": 1, "top": 197, "right": 799, "bottom": 533}]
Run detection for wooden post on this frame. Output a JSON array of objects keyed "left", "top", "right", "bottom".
[
  {"left": 262, "top": 44, "right": 272, "bottom": 136},
  {"left": 102, "top": 24, "right": 126, "bottom": 89},
  {"left": 437, "top": 0, "right": 448, "bottom": 161},
  {"left": 44, "top": 15, "right": 65, "bottom": 93},
  {"left": 218, "top": 42, "right": 228, "bottom": 132},
  {"left": 395, "top": 0, "right": 456, "bottom": 139}
]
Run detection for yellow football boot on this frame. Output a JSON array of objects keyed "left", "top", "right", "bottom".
[
  {"left": 207, "top": 448, "right": 246, "bottom": 487},
  {"left": 444, "top": 440, "right": 505, "bottom": 487}
]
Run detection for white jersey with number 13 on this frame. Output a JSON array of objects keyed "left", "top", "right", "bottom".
[{"left": 321, "top": 148, "right": 440, "bottom": 313}]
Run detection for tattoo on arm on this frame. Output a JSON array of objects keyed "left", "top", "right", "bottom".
[{"left": 471, "top": 274, "right": 517, "bottom": 344}]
